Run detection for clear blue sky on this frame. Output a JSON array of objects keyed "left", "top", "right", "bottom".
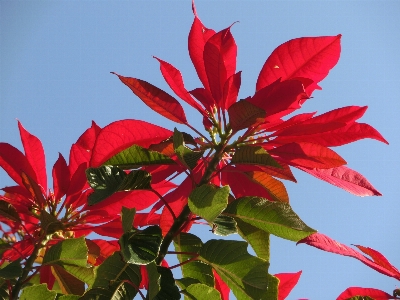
[{"left": 1, "top": 1, "right": 399, "bottom": 299}]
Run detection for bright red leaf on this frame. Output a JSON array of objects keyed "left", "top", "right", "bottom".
[
  {"left": 52, "top": 153, "right": 70, "bottom": 200},
  {"left": 275, "top": 271, "right": 302, "bottom": 300},
  {"left": 337, "top": 287, "right": 394, "bottom": 300}
]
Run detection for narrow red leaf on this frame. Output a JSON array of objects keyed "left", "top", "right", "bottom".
[
  {"left": 260, "top": 112, "right": 316, "bottom": 133},
  {"left": 256, "top": 35, "right": 342, "bottom": 95},
  {"left": 297, "top": 165, "right": 381, "bottom": 196},
  {"left": 18, "top": 121, "right": 47, "bottom": 192},
  {"left": 222, "top": 71, "right": 241, "bottom": 110},
  {"left": 204, "top": 25, "right": 237, "bottom": 105},
  {"left": 269, "top": 142, "right": 346, "bottom": 169},
  {"left": 355, "top": 245, "right": 400, "bottom": 275},
  {"left": 52, "top": 153, "right": 70, "bottom": 200},
  {"left": 337, "top": 287, "right": 394, "bottom": 300},
  {"left": 90, "top": 119, "right": 172, "bottom": 167},
  {"left": 112, "top": 73, "right": 187, "bottom": 124},
  {"left": 302, "top": 106, "right": 368, "bottom": 125},
  {"left": 298, "top": 233, "right": 400, "bottom": 280},
  {"left": 188, "top": 0, "right": 216, "bottom": 91},
  {"left": 275, "top": 271, "right": 302, "bottom": 300},
  {"left": 154, "top": 56, "right": 205, "bottom": 114},
  {"left": 189, "top": 87, "right": 215, "bottom": 111},
  {"left": 213, "top": 269, "right": 230, "bottom": 300}
]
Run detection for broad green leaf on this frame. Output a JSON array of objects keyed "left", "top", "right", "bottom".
[
  {"left": 188, "top": 184, "right": 230, "bottom": 223},
  {"left": 20, "top": 284, "right": 57, "bottom": 300},
  {"left": 63, "top": 265, "right": 95, "bottom": 286},
  {"left": 211, "top": 215, "right": 237, "bottom": 236},
  {"left": 43, "top": 237, "right": 87, "bottom": 267},
  {"left": 104, "top": 144, "right": 175, "bottom": 169},
  {"left": 86, "top": 166, "right": 151, "bottom": 205},
  {"left": 265, "top": 274, "right": 279, "bottom": 300},
  {"left": 173, "top": 128, "right": 203, "bottom": 169},
  {"left": 152, "top": 266, "right": 180, "bottom": 300},
  {"left": 232, "top": 146, "right": 281, "bottom": 168},
  {"left": 246, "top": 171, "right": 289, "bottom": 203},
  {"left": 0, "top": 200, "right": 20, "bottom": 222},
  {"left": 51, "top": 265, "right": 84, "bottom": 296},
  {"left": 58, "top": 295, "right": 80, "bottom": 300},
  {"left": 228, "top": 100, "right": 266, "bottom": 132},
  {"left": 173, "top": 233, "right": 214, "bottom": 288},
  {"left": 0, "top": 260, "right": 22, "bottom": 279},
  {"left": 236, "top": 219, "right": 270, "bottom": 261},
  {"left": 198, "top": 239, "right": 270, "bottom": 300},
  {"left": 119, "top": 225, "right": 162, "bottom": 265},
  {"left": 0, "top": 284, "right": 8, "bottom": 300},
  {"left": 40, "top": 210, "right": 64, "bottom": 235},
  {"left": 224, "top": 197, "right": 316, "bottom": 242},
  {"left": 185, "top": 283, "right": 222, "bottom": 300},
  {"left": 146, "top": 262, "right": 160, "bottom": 300},
  {"left": 88, "top": 252, "right": 141, "bottom": 299},
  {"left": 121, "top": 207, "right": 136, "bottom": 234},
  {"left": 176, "top": 277, "right": 201, "bottom": 290}
]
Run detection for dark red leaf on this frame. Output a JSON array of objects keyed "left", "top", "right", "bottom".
[
  {"left": 256, "top": 35, "right": 342, "bottom": 95},
  {"left": 188, "top": 0, "right": 216, "bottom": 91},
  {"left": 228, "top": 100, "right": 266, "bottom": 132},
  {"left": 40, "top": 265, "right": 56, "bottom": 290},
  {"left": 18, "top": 121, "right": 47, "bottom": 192},
  {"left": 269, "top": 142, "right": 346, "bottom": 169},
  {"left": 90, "top": 119, "right": 172, "bottom": 167},
  {"left": 52, "top": 153, "right": 70, "bottom": 200},
  {"left": 337, "top": 287, "right": 394, "bottom": 300},
  {"left": 297, "top": 165, "right": 381, "bottom": 196},
  {"left": 298, "top": 233, "right": 400, "bottom": 280},
  {"left": 21, "top": 171, "right": 46, "bottom": 208},
  {"left": 65, "top": 162, "right": 87, "bottom": 198},
  {"left": 223, "top": 71, "right": 241, "bottom": 110},
  {"left": 275, "top": 271, "right": 302, "bottom": 300},
  {"left": 112, "top": 73, "right": 188, "bottom": 124}
]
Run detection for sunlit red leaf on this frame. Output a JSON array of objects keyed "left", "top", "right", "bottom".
[
  {"left": 298, "top": 233, "right": 400, "bottom": 280},
  {"left": 223, "top": 71, "right": 241, "bottom": 110},
  {"left": 256, "top": 35, "right": 342, "bottom": 95},
  {"left": 246, "top": 171, "right": 289, "bottom": 202},
  {"left": 90, "top": 119, "right": 172, "bottom": 167},
  {"left": 188, "top": 0, "right": 216, "bottom": 91},
  {"left": 87, "top": 239, "right": 120, "bottom": 266},
  {"left": 213, "top": 269, "right": 230, "bottom": 300},
  {"left": 260, "top": 112, "right": 316, "bottom": 133},
  {"left": 190, "top": 87, "right": 215, "bottom": 111},
  {"left": 52, "top": 153, "right": 70, "bottom": 200},
  {"left": 2, "top": 238, "right": 35, "bottom": 261},
  {"left": 297, "top": 165, "right": 381, "bottom": 196},
  {"left": 65, "top": 163, "right": 87, "bottom": 197},
  {"left": 154, "top": 56, "right": 205, "bottom": 114},
  {"left": 228, "top": 100, "right": 265, "bottom": 132},
  {"left": 275, "top": 271, "right": 302, "bottom": 300},
  {"left": 336, "top": 287, "right": 394, "bottom": 300},
  {"left": 18, "top": 121, "right": 47, "bottom": 192},
  {"left": 355, "top": 245, "right": 400, "bottom": 276},
  {"left": 112, "top": 73, "right": 188, "bottom": 124},
  {"left": 269, "top": 142, "right": 346, "bottom": 169}
]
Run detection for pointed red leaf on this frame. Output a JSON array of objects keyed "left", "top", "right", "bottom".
[
  {"left": 298, "top": 233, "right": 400, "bottom": 280},
  {"left": 269, "top": 142, "right": 346, "bottom": 169},
  {"left": 112, "top": 73, "right": 187, "bottom": 124},
  {"left": 0, "top": 143, "right": 37, "bottom": 188},
  {"left": 228, "top": 162, "right": 297, "bottom": 183},
  {"left": 90, "top": 119, "right": 172, "bottom": 167},
  {"left": 260, "top": 112, "right": 316, "bottom": 133},
  {"left": 297, "top": 165, "right": 381, "bottom": 196},
  {"left": 302, "top": 106, "right": 368, "bottom": 125},
  {"left": 355, "top": 245, "right": 400, "bottom": 275},
  {"left": 18, "top": 122, "right": 47, "bottom": 192},
  {"left": 204, "top": 25, "right": 237, "bottom": 105},
  {"left": 154, "top": 57, "right": 205, "bottom": 114},
  {"left": 213, "top": 269, "right": 230, "bottom": 300},
  {"left": 246, "top": 171, "right": 289, "bottom": 202},
  {"left": 188, "top": 1, "right": 216, "bottom": 91},
  {"left": 275, "top": 271, "right": 302, "bottom": 300},
  {"left": 256, "top": 35, "right": 342, "bottom": 95},
  {"left": 223, "top": 71, "right": 241, "bottom": 110},
  {"left": 189, "top": 87, "right": 215, "bottom": 111},
  {"left": 337, "top": 287, "right": 394, "bottom": 300},
  {"left": 65, "top": 162, "right": 87, "bottom": 197},
  {"left": 52, "top": 153, "right": 70, "bottom": 200}
]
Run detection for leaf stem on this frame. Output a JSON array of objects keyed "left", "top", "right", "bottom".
[
  {"left": 168, "top": 254, "right": 199, "bottom": 270},
  {"left": 151, "top": 188, "right": 176, "bottom": 220}
]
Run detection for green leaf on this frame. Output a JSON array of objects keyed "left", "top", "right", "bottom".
[
  {"left": 173, "top": 233, "right": 214, "bottom": 288},
  {"left": 145, "top": 262, "right": 160, "bottom": 300},
  {"left": 40, "top": 210, "right": 64, "bottom": 235},
  {"left": 236, "top": 219, "right": 270, "bottom": 261},
  {"left": 119, "top": 225, "right": 162, "bottom": 265},
  {"left": 152, "top": 266, "right": 180, "bottom": 300},
  {"left": 0, "top": 200, "right": 20, "bottom": 222},
  {"left": 228, "top": 100, "right": 266, "bottom": 132},
  {"left": 121, "top": 207, "right": 136, "bottom": 234},
  {"left": 198, "top": 239, "right": 270, "bottom": 300},
  {"left": 176, "top": 277, "right": 201, "bottom": 290},
  {"left": 224, "top": 197, "right": 316, "bottom": 242},
  {"left": 211, "top": 215, "right": 237, "bottom": 236},
  {"left": 0, "top": 260, "right": 22, "bottom": 279},
  {"left": 173, "top": 128, "right": 203, "bottom": 169},
  {"left": 20, "top": 284, "right": 57, "bottom": 300},
  {"left": 51, "top": 265, "right": 84, "bottom": 296},
  {"left": 188, "top": 184, "right": 230, "bottom": 223},
  {"left": 57, "top": 295, "right": 80, "bottom": 300},
  {"left": 104, "top": 144, "right": 175, "bottom": 169},
  {"left": 43, "top": 237, "right": 88, "bottom": 267},
  {"left": 185, "top": 283, "right": 222, "bottom": 300},
  {"left": 62, "top": 265, "right": 95, "bottom": 286},
  {"left": 232, "top": 146, "right": 281, "bottom": 168},
  {"left": 265, "top": 274, "right": 279, "bottom": 300},
  {"left": 86, "top": 166, "right": 151, "bottom": 205}
]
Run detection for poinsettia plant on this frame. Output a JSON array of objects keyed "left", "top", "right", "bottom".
[{"left": 0, "top": 1, "right": 398, "bottom": 299}]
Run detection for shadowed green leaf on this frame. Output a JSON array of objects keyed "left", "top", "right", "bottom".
[
  {"left": 51, "top": 265, "right": 84, "bottom": 296},
  {"left": 104, "top": 144, "right": 175, "bottom": 169},
  {"left": 173, "top": 128, "right": 203, "bottom": 169},
  {"left": 236, "top": 219, "right": 270, "bottom": 261},
  {"left": 0, "top": 260, "right": 22, "bottom": 279},
  {"left": 119, "top": 226, "right": 162, "bottom": 265},
  {"left": 265, "top": 274, "right": 279, "bottom": 300},
  {"left": 86, "top": 166, "right": 151, "bottom": 205},
  {"left": 40, "top": 210, "right": 64, "bottom": 235},
  {"left": 188, "top": 184, "right": 229, "bottom": 223},
  {"left": 224, "top": 197, "right": 316, "bottom": 242},
  {"left": 185, "top": 283, "right": 222, "bottom": 300},
  {"left": 43, "top": 237, "right": 87, "bottom": 267},
  {"left": 232, "top": 146, "right": 281, "bottom": 168},
  {"left": 145, "top": 262, "right": 160, "bottom": 299},
  {"left": 0, "top": 200, "right": 20, "bottom": 223},
  {"left": 174, "top": 233, "right": 214, "bottom": 288},
  {"left": 176, "top": 277, "right": 201, "bottom": 290},
  {"left": 121, "top": 207, "right": 136, "bottom": 234},
  {"left": 20, "top": 284, "right": 57, "bottom": 300},
  {"left": 198, "top": 239, "right": 270, "bottom": 300},
  {"left": 62, "top": 265, "right": 95, "bottom": 287},
  {"left": 58, "top": 295, "right": 80, "bottom": 300},
  {"left": 228, "top": 100, "right": 266, "bottom": 132},
  {"left": 152, "top": 266, "right": 180, "bottom": 300},
  {"left": 211, "top": 215, "right": 237, "bottom": 236}
]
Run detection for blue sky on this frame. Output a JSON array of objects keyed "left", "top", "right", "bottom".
[{"left": 1, "top": 1, "right": 400, "bottom": 299}]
